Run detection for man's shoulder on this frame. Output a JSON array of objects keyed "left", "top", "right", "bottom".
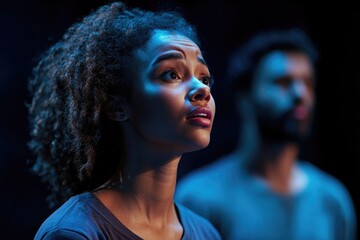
[
  {"left": 300, "top": 161, "right": 354, "bottom": 207},
  {"left": 300, "top": 161, "right": 357, "bottom": 238},
  {"left": 176, "top": 203, "right": 221, "bottom": 240},
  {"left": 301, "top": 162, "right": 348, "bottom": 191},
  {"left": 179, "top": 154, "right": 238, "bottom": 183},
  {"left": 177, "top": 154, "right": 237, "bottom": 196},
  {"left": 175, "top": 153, "right": 242, "bottom": 214}
]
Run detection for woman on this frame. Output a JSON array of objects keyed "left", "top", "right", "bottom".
[{"left": 29, "top": 2, "right": 219, "bottom": 239}]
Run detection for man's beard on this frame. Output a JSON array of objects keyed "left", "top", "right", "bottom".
[{"left": 257, "top": 110, "right": 312, "bottom": 143}]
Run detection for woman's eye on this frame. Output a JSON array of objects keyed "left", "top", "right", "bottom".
[
  {"left": 160, "top": 70, "right": 181, "bottom": 81},
  {"left": 199, "top": 75, "right": 214, "bottom": 88}
]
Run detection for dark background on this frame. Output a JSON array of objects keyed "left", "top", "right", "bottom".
[{"left": 0, "top": 0, "right": 358, "bottom": 238}]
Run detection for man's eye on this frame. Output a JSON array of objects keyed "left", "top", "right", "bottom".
[
  {"left": 160, "top": 70, "right": 180, "bottom": 81},
  {"left": 199, "top": 75, "right": 214, "bottom": 88},
  {"left": 276, "top": 77, "right": 291, "bottom": 88}
]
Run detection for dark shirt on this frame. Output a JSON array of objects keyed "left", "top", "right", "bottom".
[{"left": 35, "top": 192, "right": 221, "bottom": 240}]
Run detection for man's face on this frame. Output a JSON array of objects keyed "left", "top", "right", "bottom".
[{"left": 251, "top": 50, "right": 315, "bottom": 141}]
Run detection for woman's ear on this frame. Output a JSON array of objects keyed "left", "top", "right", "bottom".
[{"left": 104, "top": 95, "right": 130, "bottom": 122}]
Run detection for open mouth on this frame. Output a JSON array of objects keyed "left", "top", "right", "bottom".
[{"left": 186, "top": 107, "right": 212, "bottom": 127}]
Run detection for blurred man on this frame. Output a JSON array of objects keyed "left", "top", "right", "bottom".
[{"left": 176, "top": 28, "right": 356, "bottom": 240}]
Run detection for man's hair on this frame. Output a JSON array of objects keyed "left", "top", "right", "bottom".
[
  {"left": 28, "top": 1, "right": 198, "bottom": 208},
  {"left": 227, "top": 28, "right": 318, "bottom": 92}
]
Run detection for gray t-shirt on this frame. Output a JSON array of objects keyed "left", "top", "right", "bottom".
[{"left": 176, "top": 154, "right": 357, "bottom": 240}]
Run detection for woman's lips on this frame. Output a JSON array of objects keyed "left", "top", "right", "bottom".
[{"left": 186, "top": 107, "right": 212, "bottom": 127}]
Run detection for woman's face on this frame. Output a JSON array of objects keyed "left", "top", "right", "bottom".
[{"left": 129, "top": 30, "right": 215, "bottom": 153}]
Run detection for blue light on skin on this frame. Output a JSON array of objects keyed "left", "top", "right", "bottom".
[
  {"left": 129, "top": 30, "right": 216, "bottom": 154},
  {"left": 251, "top": 50, "right": 315, "bottom": 138}
]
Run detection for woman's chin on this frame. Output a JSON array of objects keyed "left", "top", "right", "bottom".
[{"left": 186, "top": 138, "right": 211, "bottom": 153}]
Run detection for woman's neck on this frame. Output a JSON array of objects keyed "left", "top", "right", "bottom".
[
  {"left": 122, "top": 156, "right": 180, "bottom": 222},
  {"left": 96, "top": 155, "right": 181, "bottom": 217},
  {"left": 93, "top": 123, "right": 189, "bottom": 239},
  {"left": 94, "top": 138, "right": 183, "bottom": 238}
]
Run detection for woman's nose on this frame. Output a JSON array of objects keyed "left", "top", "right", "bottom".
[{"left": 187, "top": 77, "right": 211, "bottom": 103}]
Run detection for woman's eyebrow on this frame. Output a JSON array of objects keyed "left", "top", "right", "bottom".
[
  {"left": 151, "top": 52, "right": 208, "bottom": 69},
  {"left": 197, "top": 56, "right": 208, "bottom": 67},
  {"left": 152, "top": 52, "right": 183, "bottom": 66}
]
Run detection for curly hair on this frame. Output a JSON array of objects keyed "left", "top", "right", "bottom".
[
  {"left": 227, "top": 28, "right": 319, "bottom": 92},
  {"left": 28, "top": 1, "right": 199, "bottom": 208}
]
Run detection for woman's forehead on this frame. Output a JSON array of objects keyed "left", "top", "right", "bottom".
[{"left": 143, "top": 30, "right": 201, "bottom": 56}]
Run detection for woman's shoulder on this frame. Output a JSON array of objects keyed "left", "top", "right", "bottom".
[
  {"left": 34, "top": 192, "right": 98, "bottom": 239},
  {"left": 35, "top": 192, "right": 143, "bottom": 240},
  {"left": 35, "top": 228, "right": 88, "bottom": 240}
]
